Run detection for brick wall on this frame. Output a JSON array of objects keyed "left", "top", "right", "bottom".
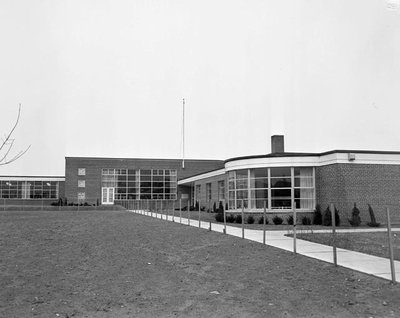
[
  {"left": 65, "top": 157, "right": 224, "bottom": 205},
  {"left": 316, "top": 163, "right": 400, "bottom": 224},
  {"left": 193, "top": 174, "right": 227, "bottom": 211}
]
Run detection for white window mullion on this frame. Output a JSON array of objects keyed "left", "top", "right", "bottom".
[
  {"left": 267, "top": 168, "right": 271, "bottom": 211},
  {"left": 313, "top": 167, "right": 316, "bottom": 208},
  {"left": 247, "top": 169, "right": 250, "bottom": 211},
  {"left": 291, "top": 167, "right": 295, "bottom": 211}
]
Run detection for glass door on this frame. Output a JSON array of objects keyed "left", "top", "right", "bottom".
[{"left": 102, "top": 187, "right": 114, "bottom": 205}]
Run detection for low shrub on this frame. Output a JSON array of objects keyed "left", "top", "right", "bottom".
[
  {"left": 226, "top": 214, "right": 235, "bottom": 223},
  {"left": 247, "top": 215, "right": 255, "bottom": 224},
  {"left": 287, "top": 215, "right": 294, "bottom": 225},
  {"left": 215, "top": 211, "right": 224, "bottom": 222},
  {"left": 258, "top": 216, "right": 269, "bottom": 225},
  {"left": 348, "top": 203, "right": 361, "bottom": 227},
  {"left": 302, "top": 216, "right": 312, "bottom": 225},
  {"left": 272, "top": 215, "right": 283, "bottom": 225},
  {"left": 218, "top": 201, "right": 224, "bottom": 213},
  {"left": 313, "top": 204, "right": 323, "bottom": 225},
  {"left": 367, "top": 204, "right": 380, "bottom": 227},
  {"left": 323, "top": 206, "right": 341, "bottom": 226},
  {"left": 235, "top": 214, "right": 243, "bottom": 224}
]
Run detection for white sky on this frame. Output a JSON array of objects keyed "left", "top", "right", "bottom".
[{"left": 1, "top": 0, "right": 399, "bottom": 176}]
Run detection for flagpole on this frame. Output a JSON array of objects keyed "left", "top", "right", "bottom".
[{"left": 182, "top": 98, "right": 185, "bottom": 169}]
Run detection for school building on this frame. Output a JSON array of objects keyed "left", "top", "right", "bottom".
[{"left": 1, "top": 135, "right": 400, "bottom": 222}]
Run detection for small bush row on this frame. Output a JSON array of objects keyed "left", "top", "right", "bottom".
[
  {"left": 214, "top": 213, "right": 313, "bottom": 225},
  {"left": 214, "top": 203, "right": 381, "bottom": 228},
  {"left": 313, "top": 203, "right": 380, "bottom": 227}
]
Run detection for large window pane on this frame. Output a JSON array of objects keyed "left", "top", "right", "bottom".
[
  {"left": 236, "top": 169, "right": 248, "bottom": 179},
  {"left": 250, "top": 178, "right": 268, "bottom": 188},
  {"left": 270, "top": 167, "right": 291, "bottom": 177},
  {"left": 270, "top": 178, "right": 291, "bottom": 188},
  {"left": 250, "top": 168, "right": 268, "bottom": 178}
]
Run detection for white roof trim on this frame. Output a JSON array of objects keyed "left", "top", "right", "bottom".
[
  {"left": 0, "top": 176, "right": 65, "bottom": 181},
  {"left": 225, "top": 152, "right": 400, "bottom": 171},
  {"left": 178, "top": 168, "right": 225, "bottom": 185}
]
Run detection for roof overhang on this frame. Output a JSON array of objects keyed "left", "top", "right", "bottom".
[{"left": 178, "top": 168, "right": 226, "bottom": 185}]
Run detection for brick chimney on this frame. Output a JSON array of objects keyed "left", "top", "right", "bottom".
[{"left": 271, "top": 135, "right": 284, "bottom": 153}]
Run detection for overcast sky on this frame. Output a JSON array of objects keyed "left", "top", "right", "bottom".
[{"left": 1, "top": 0, "right": 399, "bottom": 176}]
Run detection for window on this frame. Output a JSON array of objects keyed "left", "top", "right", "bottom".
[
  {"left": 78, "top": 192, "right": 85, "bottom": 201},
  {"left": 250, "top": 168, "right": 268, "bottom": 209},
  {"left": 270, "top": 167, "right": 291, "bottom": 209},
  {"left": 228, "top": 167, "right": 315, "bottom": 211},
  {"left": 195, "top": 184, "right": 201, "bottom": 203},
  {"left": 206, "top": 183, "right": 212, "bottom": 201},
  {"left": 0, "top": 180, "right": 59, "bottom": 199},
  {"left": 101, "top": 168, "right": 178, "bottom": 200},
  {"left": 294, "top": 167, "right": 314, "bottom": 210},
  {"left": 78, "top": 180, "right": 85, "bottom": 188},
  {"left": 78, "top": 168, "right": 86, "bottom": 176},
  {"left": 218, "top": 180, "right": 225, "bottom": 201}
]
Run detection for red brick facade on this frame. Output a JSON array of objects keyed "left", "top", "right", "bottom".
[
  {"left": 192, "top": 174, "right": 227, "bottom": 210},
  {"left": 316, "top": 163, "right": 400, "bottom": 223},
  {"left": 65, "top": 157, "right": 224, "bottom": 205}
]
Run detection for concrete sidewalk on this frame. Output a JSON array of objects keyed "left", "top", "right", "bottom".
[{"left": 130, "top": 209, "right": 400, "bottom": 283}]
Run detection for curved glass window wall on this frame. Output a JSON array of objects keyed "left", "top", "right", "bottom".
[{"left": 228, "top": 167, "right": 315, "bottom": 211}]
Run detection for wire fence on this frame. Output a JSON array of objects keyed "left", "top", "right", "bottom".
[{"left": 116, "top": 199, "right": 398, "bottom": 284}]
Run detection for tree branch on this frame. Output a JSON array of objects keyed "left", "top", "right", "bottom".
[{"left": 0, "top": 104, "right": 31, "bottom": 165}]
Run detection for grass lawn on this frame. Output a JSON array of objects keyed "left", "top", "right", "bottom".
[
  {"left": 293, "top": 232, "right": 400, "bottom": 261},
  {"left": 1, "top": 210, "right": 400, "bottom": 318}
]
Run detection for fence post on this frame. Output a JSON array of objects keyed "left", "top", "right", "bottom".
[
  {"left": 223, "top": 199, "right": 227, "bottom": 234},
  {"left": 179, "top": 199, "right": 182, "bottom": 224},
  {"left": 187, "top": 199, "right": 191, "bottom": 226},
  {"left": 330, "top": 203, "right": 337, "bottom": 267},
  {"left": 161, "top": 200, "right": 163, "bottom": 220},
  {"left": 386, "top": 207, "right": 396, "bottom": 284},
  {"left": 172, "top": 201, "right": 175, "bottom": 222},
  {"left": 293, "top": 198, "right": 297, "bottom": 254},
  {"left": 263, "top": 200, "right": 267, "bottom": 245},
  {"left": 241, "top": 199, "right": 244, "bottom": 239},
  {"left": 198, "top": 200, "right": 201, "bottom": 228}
]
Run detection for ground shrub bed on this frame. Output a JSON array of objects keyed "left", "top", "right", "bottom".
[{"left": 1, "top": 210, "right": 400, "bottom": 317}]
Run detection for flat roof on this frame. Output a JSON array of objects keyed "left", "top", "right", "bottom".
[
  {"left": 65, "top": 156, "right": 224, "bottom": 162},
  {"left": 224, "top": 150, "right": 400, "bottom": 164},
  {"left": 0, "top": 176, "right": 65, "bottom": 181}
]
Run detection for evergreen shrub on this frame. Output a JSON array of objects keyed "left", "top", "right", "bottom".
[{"left": 272, "top": 215, "right": 283, "bottom": 225}]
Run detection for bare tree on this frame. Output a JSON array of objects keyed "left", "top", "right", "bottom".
[{"left": 0, "top": 104, "right": 31, "bottom": 165}]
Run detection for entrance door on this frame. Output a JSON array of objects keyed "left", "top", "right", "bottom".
[{"left": 102, "top": 187, "right": 114, "bottom": 205}]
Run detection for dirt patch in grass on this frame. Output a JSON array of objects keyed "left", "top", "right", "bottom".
[
  {"left": 1, "top": 210, "right": 400, "bottom": 318},
  {"left": 294, "top": 232, "right": 400, "bottom": 261}
]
